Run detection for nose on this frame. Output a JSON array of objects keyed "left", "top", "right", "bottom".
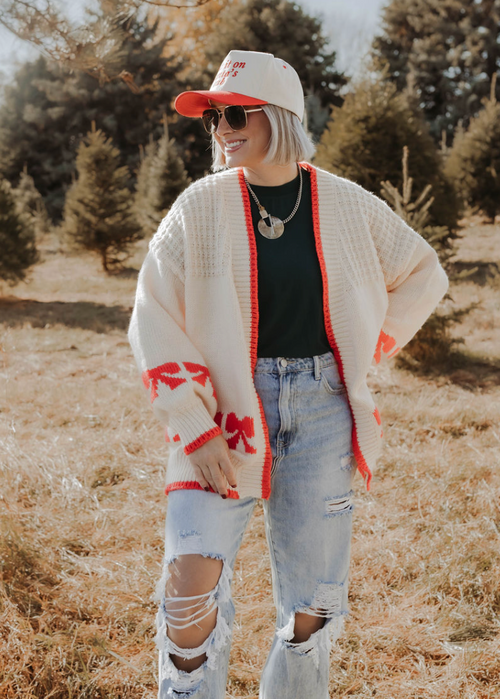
[{"left": 216, "top": 111, "right": 233, "bottom": 137}]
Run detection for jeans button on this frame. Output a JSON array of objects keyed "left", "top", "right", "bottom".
[{"left": 280, "top": 358, "right": 288, "bottom": 368}]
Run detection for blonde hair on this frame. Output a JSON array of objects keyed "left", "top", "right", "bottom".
[{"left": 210, "top": 103, "right": 316, "bottom": 171}]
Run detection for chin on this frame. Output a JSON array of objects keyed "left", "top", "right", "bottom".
[{"left": 225, "top": 155, "right": 249, "bottom": 169}]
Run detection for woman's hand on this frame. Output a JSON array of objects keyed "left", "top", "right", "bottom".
[{"left": 186, "top": 434, "right": 238, "bottom": 498}]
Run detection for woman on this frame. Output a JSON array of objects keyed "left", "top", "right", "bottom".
[{"left": 128, "top": 50, "right": 448, "bottom": 699}]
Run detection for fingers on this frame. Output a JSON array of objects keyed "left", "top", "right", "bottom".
[
  {"left": 192, "top": 464, "right": 211, "bottom": 491},
  {"left": 219, "top": 454, "right": 238, "bottom": 491},
  {"left": 194, "top": 460, "right": 230, "bottom": 497},
  {"left": 186, "top": 436, "right": 238, "bottom": 498}
]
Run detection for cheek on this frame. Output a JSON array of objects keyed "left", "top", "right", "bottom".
[
  {"left": 213, "top": 134, "right": 226, "bottom": 157},
  {"left": 258, "top": 122, "right": 272, "bottom": 151}
]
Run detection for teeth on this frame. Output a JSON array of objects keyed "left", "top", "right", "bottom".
[{"left": 225, "top": 140, "right": 245, "bottom": 149}]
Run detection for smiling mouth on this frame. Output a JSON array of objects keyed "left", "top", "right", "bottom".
[{"left": 224, "top": 140, "right": 246, "bottom": 152}]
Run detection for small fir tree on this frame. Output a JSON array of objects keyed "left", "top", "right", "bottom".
[
  {"left": 63, "top": 123, "right": 142, "bottom": 272},
  {"left": 134, "top": 115, "right": 190, "bottom": 237},
  {"left": 380, "top": 145, "right": 452, "bottom": 263},
  {"left": 0, "top": 177, "right": 38, "bottom": 287},
  {"left": 12, "top": 165, "right": 51, "bottom": 241},
  {"left": 444, "top": 74, "right": 500, "bottom": 223},
  {"left": 314, "top": 72, "right": 461, "bottom": 233}
]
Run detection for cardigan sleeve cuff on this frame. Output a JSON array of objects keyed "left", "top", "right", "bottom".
[
  {"left": 168, "top": 400, "right": 223, "bottom": 455},
  {"left": 374, "top": 260, "right": 449, "bottom": 364}
]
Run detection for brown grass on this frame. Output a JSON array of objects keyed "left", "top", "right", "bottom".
[{"left": 1, "top": 221, "right": 499, "bottom": 697}]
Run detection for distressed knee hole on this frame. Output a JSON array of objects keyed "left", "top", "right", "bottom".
[
  {"left": 277, "top": 583, "right": 346, "bottom": 668},
  {"left": 324, "top": 490, "right": 353, "bottom": 516},
  {"left": 162, "top": 554, "right": 223, "bottom": 669},
  {"left": 164, "top": 554, "right": 223, "bottom": 617},
  {"left": 155, "top": 554, "right": 233, "bottom": 681},
  {"left": 290, "top": 611, "right": 326, "bottom": 644}
]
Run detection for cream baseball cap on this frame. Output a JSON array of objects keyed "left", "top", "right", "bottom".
[{"left": 174, "top": 50, "right": 304, "bottom": 121}]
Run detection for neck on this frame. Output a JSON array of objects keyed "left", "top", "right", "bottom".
[{"left": 243, "top": 162, "right": 299, "bottom": 186}]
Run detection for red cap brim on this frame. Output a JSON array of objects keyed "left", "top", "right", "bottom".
[{"left": 174, "top": 90, "right": 267, "bottom": 117}]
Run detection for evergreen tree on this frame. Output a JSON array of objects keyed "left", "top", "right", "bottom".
[
  {"left": 0, "top": 178, "right": 38, "bottom": 287},
  {"left": 0, "top": 14, "right": 186, "bottom": 220},
  {"left": 12, "top": 166, "right": 51, "bottom": 241},
  {"left": 314, "top": 74, "right": 460, "bottom": 232},
  {"left": 380, "top": 145, "right": 454, "bottom": 262},
  {"left": 63, "top": 124, "right": 142, "bottom": 272},
  {"left": 370, "top": 0, "right": 500, "bottom": 141},
  {"left": 444, "top": 75, "right": 500, "bottom": 223},
  {"left": 134, "top": 116, "right": 191, "bottom": 237}
]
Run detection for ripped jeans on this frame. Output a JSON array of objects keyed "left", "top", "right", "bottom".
[{"left": 156, "top": 350, "right": 356, "bottom": 698}]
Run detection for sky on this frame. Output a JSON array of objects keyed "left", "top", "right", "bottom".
[
  {"left": 300, "top": 0, "right": 389, "bottom": 76},
  {"left": 0, "top": 0, "right": 389, "bottom": 86}
]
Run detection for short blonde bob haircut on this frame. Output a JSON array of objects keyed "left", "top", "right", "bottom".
[{"left": 211, "top": 103, "right": 316, "bottom": 171}]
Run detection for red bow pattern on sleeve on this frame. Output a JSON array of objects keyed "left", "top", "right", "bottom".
[
  {"left": 215, "top": 411, "right": 257, "bottom": 454},
  {"left": 142, "top": 361, "right": 218, "bottom": 402}
]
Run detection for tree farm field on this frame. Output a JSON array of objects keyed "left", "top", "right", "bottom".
[{"left": 1, "top": 219, "right": 500, "bottom": 699}]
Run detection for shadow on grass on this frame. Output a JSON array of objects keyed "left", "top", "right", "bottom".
[
  {"left": 397, "top": 350, "right": 500, "bottom": 390},
  {"left": 0, "top": 296, "right": 132, "bottom": 333},
  {"left": 106, "top": 266, "right": 139, "bottom": 279}
]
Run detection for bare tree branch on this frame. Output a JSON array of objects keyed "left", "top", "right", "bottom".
[
  {"left": 0, "top": 0, "right": 216, "bottom": 83},
  {"left": 140, "top": 0, "right": 212, "bottom": 6}
]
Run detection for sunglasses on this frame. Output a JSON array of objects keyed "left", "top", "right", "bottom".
[{"left": 201, "top": 105, "right": 263, "bottom": 133}]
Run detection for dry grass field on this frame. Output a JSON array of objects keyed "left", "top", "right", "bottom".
[{"left": 1, "top": 217, "right": 499, "bottom": 698}]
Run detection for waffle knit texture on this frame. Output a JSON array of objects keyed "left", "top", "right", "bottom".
[{"left": 128, "top": 162, "right": 449, "bottom": 498}]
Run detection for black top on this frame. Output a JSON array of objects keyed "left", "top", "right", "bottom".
[{"left": 247, "top": 166, "right": 331, "bottom": 358}]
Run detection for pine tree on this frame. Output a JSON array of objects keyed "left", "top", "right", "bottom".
[
  {"left": 380, "top": 145, "right": 452, "bottom": 262},
  {"left": 370, "top": 0, "right": 500, "bottom": 141},
  {"left": 63, "top": 123, "right": 142, "bottom": 272},
  {"left": 0, "top": 14, "right": 186, "bottom": 221},
  {"left": 134, "top": 116, "right": 191, "bottom": 237},
  {"left": 314, "top": 73, "right": 461, "bottom": 232},
  {"left": 0, "top": 178, "right": 38, "bottom": 287},
  {"left": 444, "top": 74, "right": 500, "bottom": 223},
  {"left": 12, "top": 166, "right": 51, "bottom": 241}
]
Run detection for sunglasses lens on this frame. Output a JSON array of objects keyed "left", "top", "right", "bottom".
[
  {"left": 225, "top": 105, "right": 247, "bottom": 130},
  {"left": 202, "top": 105, "right": 249, "bottom": 133},
  {"left": 202, "top": 109, "right": 218, "bottom": 133}
]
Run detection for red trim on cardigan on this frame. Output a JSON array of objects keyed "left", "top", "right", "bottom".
[
  {"left": 300, "top": 162, "right": 373, "bottom": 490},
  {"left": 184, "top": 426, "right": 223, "bottom": 455},
  {"left": 165, "top": 481, "right": 239, "bottom": 499},
  {"left": 238, "top": 168, "right": 273, "bottom": 499}
]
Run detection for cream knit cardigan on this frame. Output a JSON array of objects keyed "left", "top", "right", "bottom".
[{"left": 128, "top": 162, "right": 448, "bottom": 499}]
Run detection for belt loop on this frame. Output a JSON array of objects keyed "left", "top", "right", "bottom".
[{"left": 313, "top": 355, "right": 321, "bottom": 381}]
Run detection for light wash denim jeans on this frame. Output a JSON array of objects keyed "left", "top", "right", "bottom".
[{"left": 156, "top": 351, "right": 356, "bottom": 698}]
